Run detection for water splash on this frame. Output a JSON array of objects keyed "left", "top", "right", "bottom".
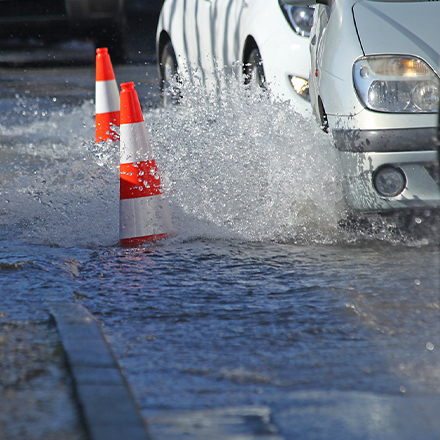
[
  {"left": 0, "top": 76, "right": 436, "bottom": 247},
  {"left": 149, "top": 77, "right": 345, "bottom": 243},
  {"left": 0, "top": 100, "right": 119, "bottom": 247}
]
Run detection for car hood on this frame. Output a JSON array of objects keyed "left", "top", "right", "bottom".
[{"left": 353, "top": 1, "right": 440, "bottom": 75}]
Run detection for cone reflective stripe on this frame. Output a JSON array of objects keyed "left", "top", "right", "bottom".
[
  {"left": 95, "top": 48, "right": 120, "bottom": 142},
  {"left": 119, "top": 82, "right": 173, "bottom": 247}
]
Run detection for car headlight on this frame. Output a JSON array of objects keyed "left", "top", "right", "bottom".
[
  {"left": 278, "top": 1, "right": 314, "bottom": 37},
  {"left": 353, "top": 55, "right": 439, "bottom": 113}
]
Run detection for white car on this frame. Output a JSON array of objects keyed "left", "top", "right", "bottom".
[
  {"left": 287, "top": 0, "right": 440, "bottom": 213},
  {"left": 156, "top": 0, "right": 314, "bottom": 114}
]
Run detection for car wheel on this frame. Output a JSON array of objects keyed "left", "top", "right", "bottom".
[
  {"left": 159, "top": 41, "right": 181, "bottom": 107},
  {"left": 244, "top": 48, "right": 266, "bottom": 89}
]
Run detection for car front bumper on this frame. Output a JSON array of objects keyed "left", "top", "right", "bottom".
[
  {"left": 332, "top": 128, "right": 438, "bottom": 153},
  {"left": 326, "top": 109, "right": 440, "bottom": 212},
  {"left": 339, "top": 149, "right": 440, "bottom": 212}
]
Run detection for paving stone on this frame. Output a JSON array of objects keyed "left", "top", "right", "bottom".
[
  {"left": 70, "top": 366, "right": 126, "bottom": 386},
  {"left": 54, "top": 322, "right": 104, "bottom": 342},
  {"left": 63, "top": 346, "right": 116, "bottom": 368},
  {"left": 50, "top": 303, "right": 151, "bottom": 440}
]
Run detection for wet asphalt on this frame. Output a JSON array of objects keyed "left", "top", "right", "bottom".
[{"left": 0, "top": 13, "right": 160, "bottom": 440}]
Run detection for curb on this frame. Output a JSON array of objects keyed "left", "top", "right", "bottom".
[{"left": 50, "top": 303, "right": 151, "bottom": 440}]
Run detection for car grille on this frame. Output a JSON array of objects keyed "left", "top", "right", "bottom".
[
  {"left": 424, "top": 161, "right": 440, "bottom": 187},
  {"left": 0, "top": 0, "right": 66, "bottom": 17}
]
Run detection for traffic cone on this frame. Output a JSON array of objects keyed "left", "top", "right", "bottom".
[
  {"left": 119, "top": 82, "right": 173, "bottom": 247},
  {"left": 95, "top": 47, "right": 120, "bottom": 142}
]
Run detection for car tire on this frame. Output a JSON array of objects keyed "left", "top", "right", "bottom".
[
  {"left": 159, "top": 41, "right": 181, "bottom": 107},
  {"left": 244, "top": 48, "right": 266, "bottom": 89}
]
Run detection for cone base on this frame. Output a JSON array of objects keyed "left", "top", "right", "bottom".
[{"left": 120, "top": 233, "right": 171, "bottom": 248}]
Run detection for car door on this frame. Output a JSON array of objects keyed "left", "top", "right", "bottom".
[
  {"left": 182, "top": 0, "right": 243, "bottom": 95},
  {"left": 196, "top": 0, "right": 217, "bottom": 93},
  {"left": 208, "top": 0, "right": 243, "bottom": 92},
  {"left": 210, "top": 0, "right": 242, "bottom": 69},
  {"left": 180, "top": 0, "right": 207, "bottom": 78}
]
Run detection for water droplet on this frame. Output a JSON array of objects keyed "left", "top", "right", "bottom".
[
  {"left": 414, "top": 279, "right": 421, "bottom": 286},
  {"left": 426, "top": 342, "right": 434, "bottom": 351}
]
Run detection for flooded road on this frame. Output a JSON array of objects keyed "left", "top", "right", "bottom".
[{"left": 1, "top": 58, "right": 439, "bottom": 439}]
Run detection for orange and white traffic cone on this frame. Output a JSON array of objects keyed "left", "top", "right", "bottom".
[
  {"left": 119, "top": 82, "right": 173, "bottom": 247},
  {"left": 95, "top": 47, "right": 120, "bottom": 142}
]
